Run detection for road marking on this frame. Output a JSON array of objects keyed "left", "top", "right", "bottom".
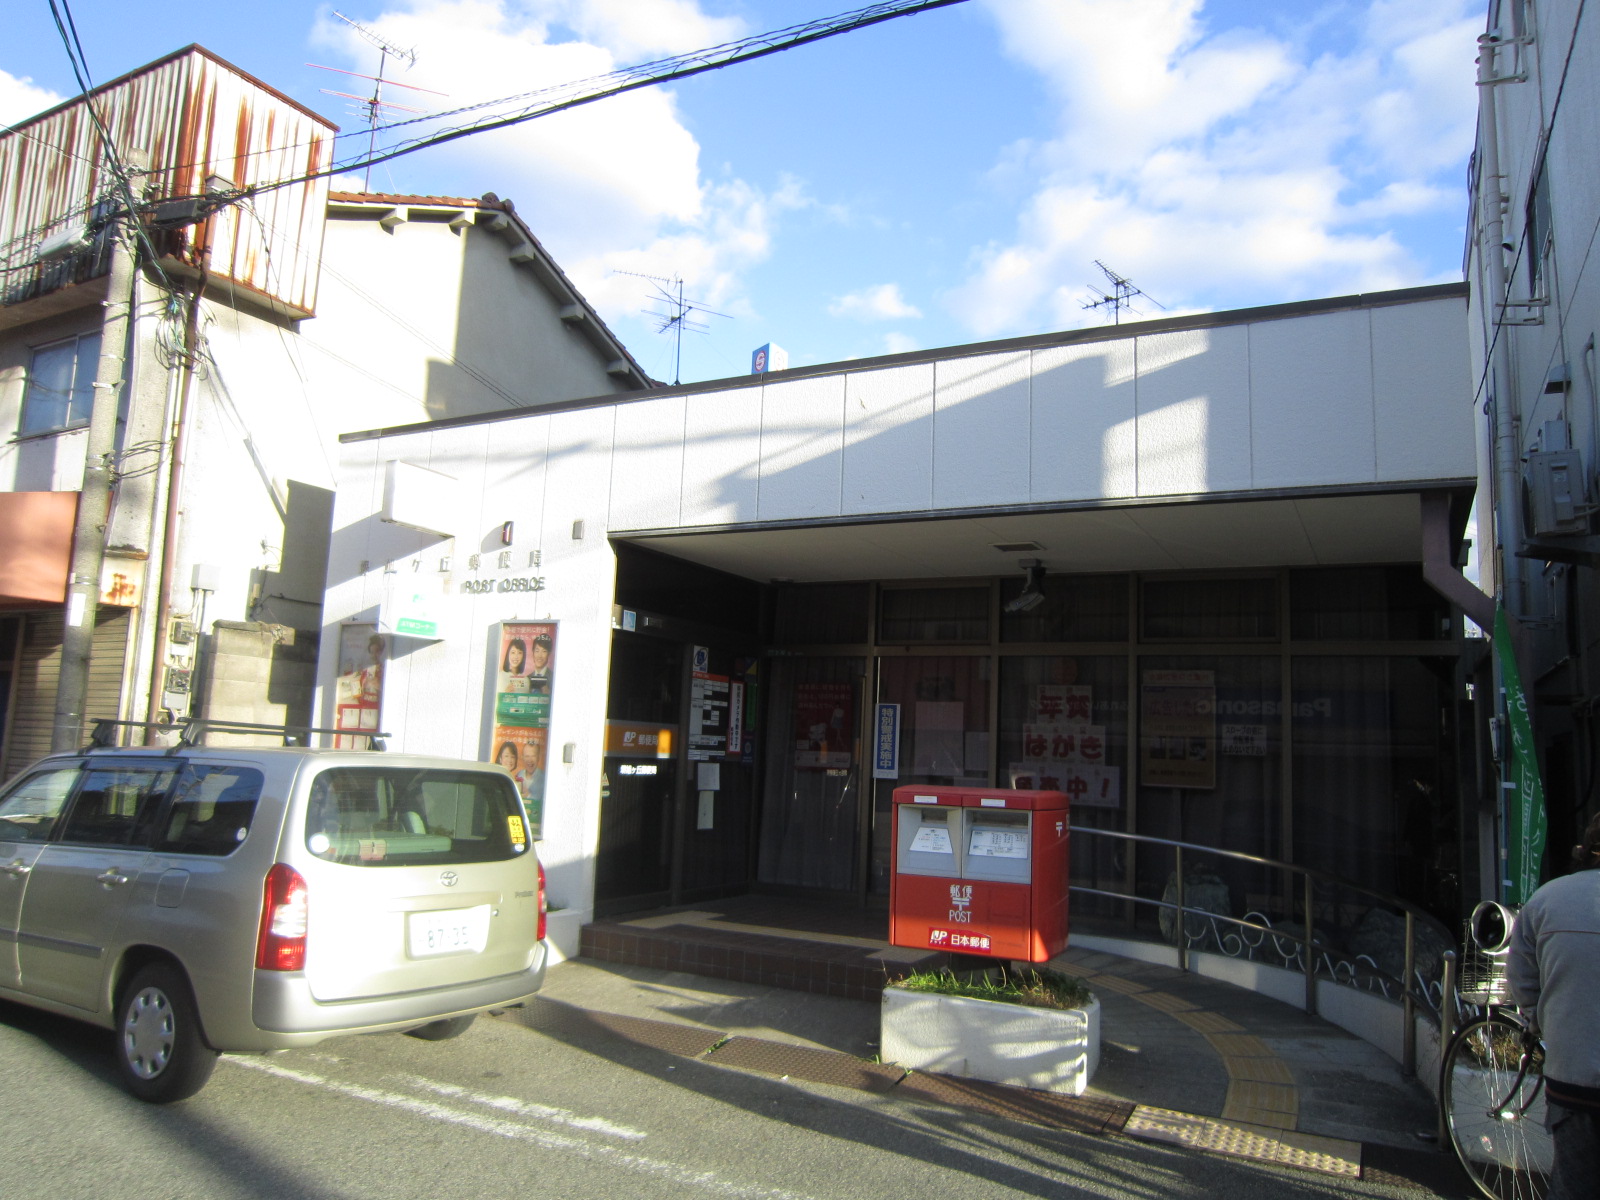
[
  {"left": 224, "top": 1057, "right": 817, "bottom": 1200},
  {"left": 391, "top": 1072, "right": 646, "bottom": 1140}
]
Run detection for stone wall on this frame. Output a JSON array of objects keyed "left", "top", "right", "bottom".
[{"left": 197, "top": 620, "right": 317, "bottom": 742}]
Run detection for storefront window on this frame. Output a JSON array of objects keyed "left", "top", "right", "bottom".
[
  {"left": 1289, "top": 566, "right": 1450, "bottom": 641},
  {"left": 879, "top": 586, "right": 988, "bottom": 643},
  {"left": 999, "top": 573, "right": 1129, "bottom": 643},
  {"left": 1135, "top": 655, "right": 1283, "bottom": 935},
  {"left": 998, "top": 655, "right": 1129, "bottom": 915},
  {"left": 774, "top": 583, "right": 871, "bottom": 645},
  {"left": 869, "top": 655, "right": 991, "bottom": 892},
  {"left": 1291, "top": 656, "right": 1459, "bottom": 921},
  {"left": 1142, "top": 576, "right": 1277, "bottom": 641}
]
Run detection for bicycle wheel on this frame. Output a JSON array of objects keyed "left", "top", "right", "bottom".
[{"left": 1442, "top": 1016, "right": 1553, "bottom": 1200}]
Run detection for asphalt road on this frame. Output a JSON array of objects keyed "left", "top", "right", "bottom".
[{"left": 0, "top": 997, "right": 1441, "bottom": 1200}]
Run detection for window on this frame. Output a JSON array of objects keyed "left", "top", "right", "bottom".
[
  {"left": 154, "top": 765, "right": 263, "bottom": 856},
  {"left": 59, "top": 764, "right": 180, "bottom": 846},
  {"left": 879, "top": 586, "right": 989, "bottom": 643},
  {"left": 22, "top": 331, "right": 102, "bottom": 434},
  {"left": 1527, "top": 153, "right": 1552, "bottom": 298},
  {"left": 1141, "top": 576, "right": 1277, "bottom": 640},
  {"left": 306, "top": 767, "right": 528, "bottom": 865},
  {"left": 0, "top": 767, "right": 79, "bottom": 842}
]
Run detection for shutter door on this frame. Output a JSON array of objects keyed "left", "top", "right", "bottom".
[{"left": 1, "top": 607, "right": 130, "bottom": 781}]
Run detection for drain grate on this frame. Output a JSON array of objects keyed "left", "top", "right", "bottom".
[
  {"left": 895, "top": 1073, "right": 1135, "bottom": 1135},
  {"left": 705, "top": 1037, "right": 906, "bottom": 1092},
  {"left": 509, "top": 997, "right": 726, "bottom": 1058},
  {"left": 1123, "top": 1106, "right": 1360, "bottom": 1177}
]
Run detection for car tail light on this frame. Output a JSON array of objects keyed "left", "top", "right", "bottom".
[
  {"left": 257, "top": 863, "right": 308, "bottom": 971},
  {"left": 537, "top": 859, "right": 547, "bottom": 943}
]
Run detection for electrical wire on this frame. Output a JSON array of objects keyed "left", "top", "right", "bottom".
[{"left": 231, "top": 0, "right": 969, "bottom": 201}]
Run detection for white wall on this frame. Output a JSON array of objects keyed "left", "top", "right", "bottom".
[{"left": 611, "top": 294, "right": 1470, "bottom": 535}]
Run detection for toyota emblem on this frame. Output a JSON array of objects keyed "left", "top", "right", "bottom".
[{"left": 439, "top": 870, "right": 459, "bottom": 887}]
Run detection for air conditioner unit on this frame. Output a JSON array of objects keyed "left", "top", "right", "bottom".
[{"left": 1525, "top": 449, "right": 1592, "bottom": 536}]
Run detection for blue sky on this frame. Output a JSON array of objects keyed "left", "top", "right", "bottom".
[{"left": 3, "top": 0, "right": 1485, "bottom": 386}]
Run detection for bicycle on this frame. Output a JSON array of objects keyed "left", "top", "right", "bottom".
[{"left": 1440, "top": 901, "right": 1554, "bottom": 1200}]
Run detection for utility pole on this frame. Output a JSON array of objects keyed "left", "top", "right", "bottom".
[{"left": 52, "top": 215, "right": 135, "bottom": 751}]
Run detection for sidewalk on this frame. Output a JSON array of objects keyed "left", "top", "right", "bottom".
[{"left": 498, "top": 923, "right": 1469, "bottom": 1195}]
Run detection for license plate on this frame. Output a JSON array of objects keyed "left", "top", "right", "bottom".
[{"left": 408, "top": 905, "right": 491, "bottom": 957}]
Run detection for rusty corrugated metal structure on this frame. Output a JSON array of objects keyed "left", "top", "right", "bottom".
[{"left": 0, "top": 45, "right": 336, "bottom": 320}]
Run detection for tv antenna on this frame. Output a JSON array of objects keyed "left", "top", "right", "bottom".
[
  {"left": 616, "top": 271, "right": 729, "bottom": 385},
  {"left": 309, "top": 11, "right": 444, "bottom": 190},
  {"left": 1081, "top": 261, "right": 1165, "bottom": 325}
]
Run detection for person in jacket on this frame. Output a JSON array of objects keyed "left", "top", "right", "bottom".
[{"left": 1508, "top": 811, "right": 1600, "bottom": 1200}]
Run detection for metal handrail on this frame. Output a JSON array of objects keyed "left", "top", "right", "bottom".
[{"left": 1067, "top": 824, "right": 1454, "bottom": 1077}]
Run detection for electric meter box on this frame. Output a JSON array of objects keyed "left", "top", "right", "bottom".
[{"left": 889, "top": 786, "right": 1070, "bottom": 962}]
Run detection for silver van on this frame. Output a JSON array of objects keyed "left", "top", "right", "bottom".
[{"left": 0, "top": 738, "right": 547, "bottom": 1102}]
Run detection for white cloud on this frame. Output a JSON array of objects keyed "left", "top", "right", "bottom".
[
  {"left": 829, "top": 283, "right": 922, "bottom": 321},
  {"left": 0, "top": 68, "right": 62, "bottom": 125},
  {"left": 955, "top": 0, "right": 1480, "bottom": 337},
  {"left": 883, "top": 332, "right": 920, "bottom": 355},
  {"left": 314, "top": 1, "right": 787, "bottom": 341}
]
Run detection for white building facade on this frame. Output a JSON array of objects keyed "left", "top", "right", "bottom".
[{"left": 323, "top": 285, "right": 1483, "bottom": 954}]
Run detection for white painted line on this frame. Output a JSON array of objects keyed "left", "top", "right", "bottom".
[
  {"left": 224, "top": 1057, "right": 816, "bottom": 1200},
  {"left": 391, "top": 1072, "right": 646, "bottom": 1140}
]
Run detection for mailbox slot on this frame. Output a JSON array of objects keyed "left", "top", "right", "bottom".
[
  {"left": 895, "top": 801, "right": 964, "bottom": 877},
  {"left": 963, "top": 809, "right": 1032, "bottom": 884}
]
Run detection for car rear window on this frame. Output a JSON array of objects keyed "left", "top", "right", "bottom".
[{"left": 305, "top": 767, "right": 529, "bottom": 865}]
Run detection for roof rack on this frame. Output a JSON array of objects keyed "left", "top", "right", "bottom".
[{"left": 87, "top": 718, "right": 389, "bottom": 751}]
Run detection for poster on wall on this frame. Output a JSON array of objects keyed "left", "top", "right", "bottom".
[
  {"left": 1140, "top": 669, "right": 1216, "bottom": 789},
  {"left": 491, "top": 622, "right": 557, "bottom": 838},
  {"left": 689, "top": 672, "right": 730, "bottom": 762},
  {"left": 1008, "top": 679, "right": 1122, "bottom": 807},
  {"left": 794, "top": 681, "right": 853, "bottom": 769},
  {"left": 333, "top": 624, "right": 385, "bottom": 748}
]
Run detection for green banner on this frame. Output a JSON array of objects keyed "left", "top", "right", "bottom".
[{"left": 1495, "top": 605, "right": 1548, "bottom": 904}]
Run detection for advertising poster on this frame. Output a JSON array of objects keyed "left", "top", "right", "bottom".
[
  {"left": 794, "top": 681, "right": 853, "bottom": 769},
  {"left": 1140, "top": 669, "right": 1216, "bottom": 789},
  {"left": 1009, "top": 679, "right": 1122, "bottom": 808},
  {"left": 333, "top": 623, "right": 385, "bottom": 748},
  {"left": 491, "top": 622, "right": 556, "bottom": 838}
]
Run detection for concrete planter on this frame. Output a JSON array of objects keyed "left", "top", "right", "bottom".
[
  {"left": 544, "top": 909, "right": 584, "bottom": 965},
  {"left": 881, "top": 986, "right": 1100, "bottom": 1095}
]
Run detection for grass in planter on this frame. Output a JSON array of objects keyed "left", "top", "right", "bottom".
[{"left": 894, "top": 965, "right": 1092, "bottom": 1010}]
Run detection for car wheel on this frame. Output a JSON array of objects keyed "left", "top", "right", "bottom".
[
  {"left": 405, "top": 1014, "right": 476, "bottom": 1041},
  {"left": 115, "top": 963, "right": 218, "bottom": 1103}
]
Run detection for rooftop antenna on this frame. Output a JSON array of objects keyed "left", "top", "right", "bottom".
[
  {"left": 616, "top": 271, "right": 729, "bottom": 385},
  {"left": 1081, "top": 261, "right": 1165, "bottom": 325},
  {"left": 315, "top": 11, "right": 432, "bottom": 190}
]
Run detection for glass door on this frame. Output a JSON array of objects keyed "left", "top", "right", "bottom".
[{"left": 756, "top": 656, "right": 865, "bottom": 893}]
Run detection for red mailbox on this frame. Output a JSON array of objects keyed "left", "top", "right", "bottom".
[{"left": 889, "top": 785, "right": 1070, "bottom": 962}]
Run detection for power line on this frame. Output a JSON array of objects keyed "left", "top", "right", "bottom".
[{"left": 232, "top": 0, "right": 970, "bottom": 202}]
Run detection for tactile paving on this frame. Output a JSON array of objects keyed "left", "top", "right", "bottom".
[
  {"left": 1131, "top": 990, "right": 1199, "bottom": 1014},
  {"left": 1205, "top": 1032, "right": 1273, "bottom": 1058},
  {"left": 1173, "top": 1010, "right": 1243, "bottom": 1035},
  {"left": 705, "top": 1037, "right": 906, "bottom": 1092},
  {"left": 894, "top": 1072, "right": 1135, "bottom": 1135},
  {"left": 1223, "top": 1055, "right": 1295, "bottom": 1084},
  {"left": 1123, "top": 1106, "right": 1360, "bottom": 1177}
]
